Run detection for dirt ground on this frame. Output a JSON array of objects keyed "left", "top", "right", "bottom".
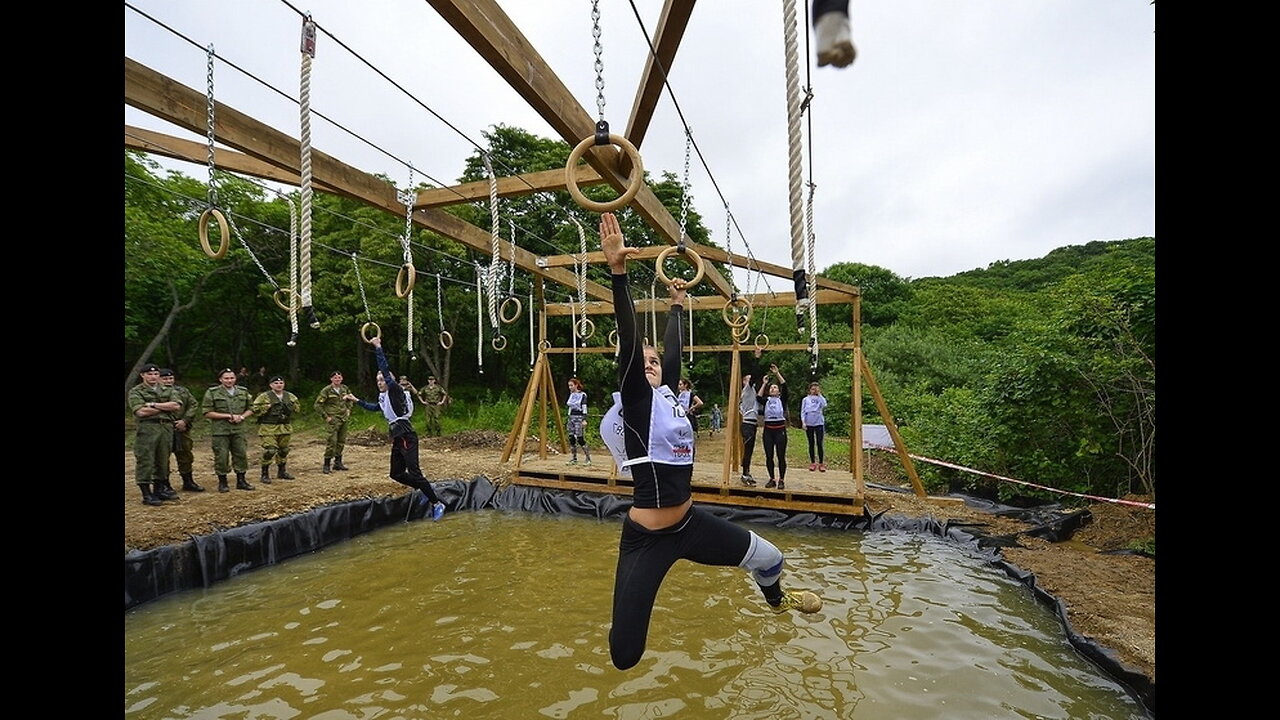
[{"left": 123, "top": 426, "right": 1155, "bottom": 686}]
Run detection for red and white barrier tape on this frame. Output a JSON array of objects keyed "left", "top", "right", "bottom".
[{"left": 867, "top": 444, "right": 1155, "bottom": 510}]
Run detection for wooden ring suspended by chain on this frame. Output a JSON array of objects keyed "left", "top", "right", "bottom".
[
  {"left": 576, "top": 317, "right": 596, "bottom": 340},
  {"left": 731, "top": 323, "right": 751, "bottom": 344},
  {"left": 608, "top": 329, "right": 619, "bottom": 348},
  {"left": 491, "top": 334, "right": 508, "bottom": 351},
  {"left": 198, "top": 207, "right": 230, "bottom": 259},
  {"left": 538, "top": 339, "right": 552, "bottom": 352},
  {"left": 564, "top": 133, "right": 645, "bottom": 212},
  {"left": 721, "top": 296, "right": 752, "bottom": 328},
  {"left": 395, "top": 263, "right": 416, "bottom": 298},
  {"left": 360, "top": 321, "right": 382, "bottom": 344},
  {"left": 439, "top": 330, "right": 454, "bottom": 350},
  {"left": 655, "top": 246, "right": 705, "bottom": 290},
  {"left": 273, "top": 287, "right": 302, "bottom": 313},
  {"left": 754, "top": 333, "right": 771, "bottom": 351},
  {"left": 499, "top": 296, "right": 523, "bottom": 324}
]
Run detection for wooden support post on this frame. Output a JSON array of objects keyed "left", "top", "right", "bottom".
[
  {"left": 721, "top": 344, "right": 743, "bottom": 490},
  {"left": 506, "top": 351, "right": 547, "bottom": 467},
  {"left": 852, "top": 295, "right": 864, "bottom": 494},
  {"left": 860, "top": 355, "right": 926, "bottom": 497}
]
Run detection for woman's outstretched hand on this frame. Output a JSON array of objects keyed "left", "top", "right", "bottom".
[{"left": 600, "top": 212, "right": 638, "bottom": 274}]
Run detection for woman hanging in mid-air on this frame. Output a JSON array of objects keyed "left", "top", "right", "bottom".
[{"left": 597, "top": 211, "right": 821, "bottom": 672}]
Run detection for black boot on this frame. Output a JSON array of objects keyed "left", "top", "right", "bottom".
[
  {"left": 155, "top": 479, "right": 180, "bottom": 501},
  {"left": 235, "top": 472, "right": 255, "bottom": 491},
  {"left": 323, "top": 458, "right": 332, "bottom": 474},
  {"left": 332, "top": 456, "right": 349, "bottom": 471},
  {"left": 276, "top": 463, "right": 295, "bottom": 480},
  {"left": 260, "top": 465, "right": 273, "bottom": 484},
  {"left": 218, "top": 474, "right": 230, "bottom": 493},
  {"left": 181, "top": 472, "right": 205, "bottom": 492},
  {"left": 139, "top": 483, "right": 164, "bottom": 506}
]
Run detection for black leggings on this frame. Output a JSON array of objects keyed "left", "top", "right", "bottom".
[
  {"left": 739, "top": 421, "right": 758, "bottom": 474},
  {"left": 806, "top": 425, "right": 825, "bottom": 463},
  {"left": 389, "top": 432, "right": 440, "bottom": 503},
  {"left": 762, "top": 424, "right": 788, "bottom": 480},
  {"left": 610, "top": 506, "right": 752, "bottom": 670}
]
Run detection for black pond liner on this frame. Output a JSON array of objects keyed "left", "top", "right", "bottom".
[{"left": 124, "top": 476, "right": 1154, "bottom": 717}]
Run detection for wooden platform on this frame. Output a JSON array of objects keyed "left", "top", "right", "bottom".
[{"left": 511, "top": 455, "right": 865, "bottom": 516}]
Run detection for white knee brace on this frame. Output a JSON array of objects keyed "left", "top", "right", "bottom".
[{"left": 740, "top": 531, "right": 784, "bottom": 586}]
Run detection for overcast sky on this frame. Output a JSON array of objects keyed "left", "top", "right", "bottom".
[{"left": 124, "top": 0, "right": 1155, "bottom": 283}]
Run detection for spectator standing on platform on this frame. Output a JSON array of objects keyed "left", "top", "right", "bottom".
[{"left": 801, "top": 381, "right": 829, "bottom": 472}]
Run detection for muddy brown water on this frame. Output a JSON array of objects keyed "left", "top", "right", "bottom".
[{"left": 124, "top": 511, "right": 1149, "bottom": 718}]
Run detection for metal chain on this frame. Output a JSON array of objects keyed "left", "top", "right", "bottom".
[
  {"left": 399, "top": 166, "right": 416, "bottom": 354},
  {"left": 353, "top": 253, "right": 372, "bottom": 322},
  {"left": 227, "top": 213, "right": 277, "bottom": 288},
  {"left": 678, "top": 127, "right": 692, "bottom": 250},
  {"left": 591, "top": 0, "right": 606, "bottom": 122},
  {"left": 204, "top": 45, "right": 218, "bottom": 208},
  {"left": 436, "top": 272, "right": 446, "bottom": 332},
  {"left": 725, "top": 204, "right": 736, "bottom": 295},
  {"left": 805, "top": 180, "right": 819, "bottom": 367}
]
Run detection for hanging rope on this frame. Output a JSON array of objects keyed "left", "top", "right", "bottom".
[
  {"left": 482, "top": 154, "right": 505, "bottom": 350},
  {"left": 197, "top": 44, "right": 230, "bottom": 260},
  {"left": 570, "top": 302, "right": 579, "bottom": 374},
  {"left": 780, "top": 0, "right": 810, "bottom": 335},
  {"left": 475, "top": 264, "right": 485, "bottom": 374},
  {"left": 805, "top": 180, "right": 819, "bottom": 370},
  {"left": 297, "top": 15, "right": 319, "bottom": 329},
  {"left": 569, "top": 217, "right": 596, "bottom": 340},
  {"left": 285, "top": 197, "right": 299, "bottom": 347},
  {"left": 565, "top": 0, "right": 644, "bottom": 212}
]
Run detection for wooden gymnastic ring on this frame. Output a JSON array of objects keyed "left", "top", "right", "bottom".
[
  {"left": 491, "top": 334, "right": 508, "bottom": 351},
  {"left": 608, "top": 329, "right": 619, "bottom": 347},
  {"left": 576, "top": 317, "right": 596, "bottom": 340},
  {"left": 655, "top": 246, "right": 705, "bottom": 290},
  {"left": 439, "top": 330, "right": 454, "bottom": 350},
  {"left": 198, "top": 207, "right": 230, "bottom": 259},
  {"left": 721, "top": 296, "right": 752, "bottom": 328},
  {"left": 395, "top": 263, "right": 416, "bottom": 298},
  {"left": 273, "top": 287, "right": 301, "bottom": 312},
  {"left": 360, "top": 321, "right": 381, "bottom": 344},
  {"left": 731, "top": 324, "right": 751, "bottom": 344},
  {"left": 538, "top": 339, "right": 552, "bottom": 352},
  {"left": 564, "top": 133, "right": 645, "bottom": 212},
  {"left": 499, "top": 296, "right": 523, "bottom": 324},
  {"left": 754, "top": 333, "right": 770, "bottom": 351}
]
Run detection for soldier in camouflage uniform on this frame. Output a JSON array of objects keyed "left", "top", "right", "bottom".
[
  {"left": 415, "top": 375, "right": 449, "bottom": 437},
  {"left": 251, "top": 375, "right": 301, "bottom": 483},
  {"left": 127, "top": 364, "right": 181, "bottom": 506},
  {"left": 314, "top": 370, "right": 357, "bottom": 474},
  {"left": 159, "top": 368, "right": 204, "bottom": 492},
  {"left": 200, "top": 367, "right": 257, "bottom": 492}
]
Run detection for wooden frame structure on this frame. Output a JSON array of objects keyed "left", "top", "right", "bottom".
[{"left": 124, "top": 0, "right": 925, "bottom": 514}]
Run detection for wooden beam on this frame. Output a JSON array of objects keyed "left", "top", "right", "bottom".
[
  {"left": 623, "top": 0, "right": 697, "bottom": 152},
  {"left": 125, "top": 126, "right": 346, "bottom": 194},
  {"left": 124, "top": 56, "right": 611, "bottom": 302},
  {"left": 543, "top": 288, "right": 858, "bottom": 316},
  {"left": 540, "top": 342, "right": 859, "bottom": 354},
  {"left": 413, "top": 165, "right": 605, "bottom": 210},
  {"left": 424, "top": 0, "right": 736, "bottom": 300}
]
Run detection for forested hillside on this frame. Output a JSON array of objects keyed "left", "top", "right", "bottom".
[{"left": 124, "top": 132, "right": 1154, "bottom": 504}]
